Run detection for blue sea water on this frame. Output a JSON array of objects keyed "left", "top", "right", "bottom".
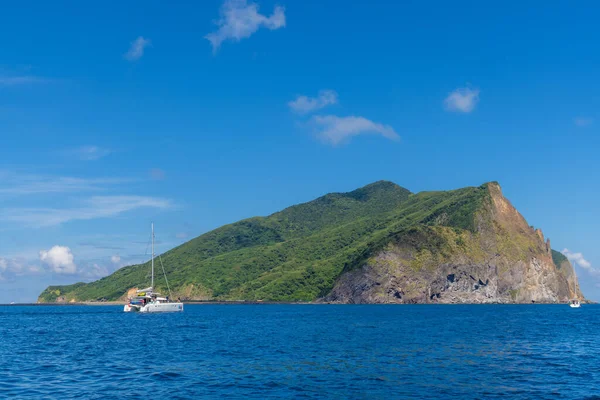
[{"left": 0, "top": 304, "right": 598, "bottom": 399}]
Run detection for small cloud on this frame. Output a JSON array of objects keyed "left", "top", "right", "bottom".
[
  {"left": 3, "top": 195, "right": 172, "bottom": 227},
  {"left": 175, "top": 232, "right": 189, "bottom": 239},
  {"left": 0, "top": 170, "right": 126, "bottom": 196},
  {"left": 205, "top": 0, "right": 286, "bottom": 52},
  {"left": 562, "top": 248, "right": 591, "bottom": 268},
  {"left": 444, "top": 87, "right": 480, "bottom": 113},
  {"left": 78, "top": 242, "right": 125, "bottom": 251},
  {"left": 562, "top": 248, "right": 599, "bottom": 277},
  {"left": 124, "top": 36, "right": 151, "bottom": 61},
  {"left": 72, "top": 146, "right": 111, "bottom": 161},
  {"left": 0, "top": 257, "right": 34, "bottom": 281},
  {"left": 39, "top": 245, "right": 77, "bottom": 274},
  {"left": 288, "top": 90, "right": 338, "bottom": 114},
  {"left": 150, "top": 168, "right": 166, "bottom": 180},
  {"left": 311, "top": 115, "right": 400, "bottom": 145},
  {"left": 574, "top": 117, "right": 593, "bottom": 127},
  {"left": 111, "top": 255, "right": 121, "bottom": 264}
]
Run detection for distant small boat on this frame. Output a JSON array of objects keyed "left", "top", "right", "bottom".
[
  {"left": 569, "top": 264, "right": 581, "bottom": 308},
  {"left": 124, "top": 223, "right": 183, "bottom": 313},
  {"left": 569, "top": 299, "right": 581, "bottom": 308}
]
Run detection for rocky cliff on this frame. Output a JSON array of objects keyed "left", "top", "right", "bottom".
[{"left": 324, "top": 183, "right": 584, "bottom": 304}]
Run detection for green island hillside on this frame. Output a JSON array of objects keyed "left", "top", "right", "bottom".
[{"left": 38, "top": 181, "right": 584, "bottom": 304}]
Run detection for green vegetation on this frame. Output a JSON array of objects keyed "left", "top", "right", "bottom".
[
  {"left": 551, "top": 249, "right": 577, "bottom": 282},
  {"left": 39, "top": 181, "right": 497, "bottom": 303},
  {"left": 552, "top": 249, "right": 568, "bottom": 270}
]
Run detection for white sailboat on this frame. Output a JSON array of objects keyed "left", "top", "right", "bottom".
[
  {"left": 569, "top": 299, "right": 581, "bottom": 308},
  {"left": 124, "top": 223, "right": 183, "bottom": 313},
  {"left": 569, "top": 262, "right": 581, "bottom": 308}
]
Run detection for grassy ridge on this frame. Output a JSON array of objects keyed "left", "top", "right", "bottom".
[{"left": 38, "top": 181, "right": 494, "bottom": 302}]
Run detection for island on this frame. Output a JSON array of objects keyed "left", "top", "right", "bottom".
[{"left": 38, "top": 181, "right": 584, "bottom": 304}]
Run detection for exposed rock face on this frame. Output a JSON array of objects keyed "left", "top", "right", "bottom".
[{"left": 324, "top": 183, "right": 583, "bottom": 304}]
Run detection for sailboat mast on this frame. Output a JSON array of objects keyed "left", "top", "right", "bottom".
[
  {"left": 573, "top": 263, "right": 578, "bottom": 299},
  {"left": 151, "top": 222, "right": 154, "bottom": 289}
]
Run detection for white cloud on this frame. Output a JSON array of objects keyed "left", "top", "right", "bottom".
[
  {"left": 205, "top": 0, "right": 285, "bottom": 52},
  {"left": 72, "top": 146, "right": 112, "bottom": 161},
  {"left": 311, "top": 115, "right": 400, "bottom": 145},
  {"left": 574, "top": 117, "right": 593, "bottom": 127},
  {"left": 562, "top": 248, "right": 599, "bottom": 277},
  {"left": 0, "top": 257, "right": 44, "bottom": 280},
  {"left": 288, "top": 90, "right": 338, "bottom": 114},
  {"left": 124, "top": 36, "right": 151, "bottom": 61},
  {"left": 290, "top": 92, "right": 399, "bottom": 145},
  {"left": 1, "top": 249, "right": 134, "bottom": 287},
  {"left": 39, "top": 246, "right": 77, "bottom": 274},
  {"left": 2, "top": 196, "right": 172, "bottom": 227},
  {"left": 0, "top": 170, "right": 127, "bottom": 196},
  {"left": 0, "top": 258, "right": 23, "bottom": 281},
  {"left": 444, "top": 87, "right": 480, "bottom": 113}
]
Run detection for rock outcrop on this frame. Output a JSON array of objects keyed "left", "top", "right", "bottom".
[{"left": 324, "top": 183, "right": 583, "bottom": 304}]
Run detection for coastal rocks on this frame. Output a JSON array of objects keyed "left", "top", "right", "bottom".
[{"left": 325, "top": 252, "right": 575, "bottom": 304}]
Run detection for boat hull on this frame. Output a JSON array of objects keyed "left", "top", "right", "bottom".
[{"left": 139, "top": 302, "right": 184, "bottom": 313}]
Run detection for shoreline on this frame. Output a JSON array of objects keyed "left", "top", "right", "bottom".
[{"left": 3, "top": 300, "right": 595, "bottom": 306}]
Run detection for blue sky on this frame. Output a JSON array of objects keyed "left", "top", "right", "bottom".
[{"left": 1, "top": 0, "right": 599, "bottom": 302}]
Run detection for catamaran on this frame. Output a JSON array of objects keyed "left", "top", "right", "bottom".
[
  {"left": 124, "top": 223, "right": 183, "bottom": 313},
  {"left": 569, "top": 299, "right": 581, "bottom": 308}
]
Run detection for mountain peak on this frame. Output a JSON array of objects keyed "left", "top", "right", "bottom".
[
  {"left": 346, "top": 180, "right": 411, "bottom": 202},
  {"left": 480, "top": 181, "right": 502, "bottom": 192}
]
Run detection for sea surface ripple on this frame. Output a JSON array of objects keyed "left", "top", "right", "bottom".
[{"left": 0, "top": 304, "right": 598, "bottom": 399}]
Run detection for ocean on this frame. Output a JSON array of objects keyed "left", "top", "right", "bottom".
[{"left": 0, "top": 304, "right": 598, "bottom": 399}]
